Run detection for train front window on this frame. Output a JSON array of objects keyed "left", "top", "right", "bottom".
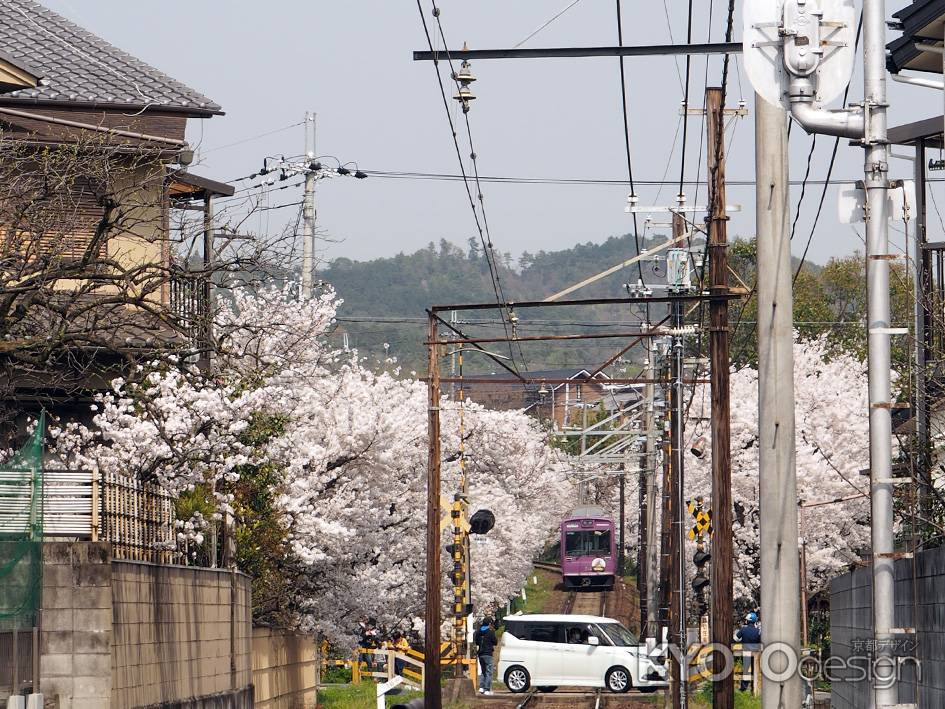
[{"left": 565, "top": 529, "right": 611, "bottom": 555}]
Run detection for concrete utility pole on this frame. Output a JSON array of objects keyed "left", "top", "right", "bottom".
[
  {"left": 301, "top": 111, "right": 316, "bottom": 298},
  {"left": 755, "top": 94, "right": 802, "bottom": 708},
  {"left": 425, "top": 312, "right": 443, "bottom": 709},
  {"left": 861, "top": 3, "right": 898, "bottom": 705},
  {"left": 705, "top": 87, "right": 734, "bottom": 709}
]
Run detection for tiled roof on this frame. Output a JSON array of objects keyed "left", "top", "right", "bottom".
[{"left": 0, "top": 0, "right": 221, "bottom": 115}]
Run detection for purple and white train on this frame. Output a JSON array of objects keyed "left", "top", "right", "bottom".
[{"left": 560, "top": 506, "right": 616, "bottom": 590}]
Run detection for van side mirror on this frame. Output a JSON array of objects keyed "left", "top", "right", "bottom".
[{"left": 588, "top": 636, "right": 600, "bottom": 646}]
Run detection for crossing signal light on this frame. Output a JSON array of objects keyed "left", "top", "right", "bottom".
[
  {"left": 696, "top": 598, "right": 709, "bottom": 617},
  {"left": 692, "top": 547, "right": 711, "bottom": 593},
  {"left": 692, "top": 572, "right": 710, "bottom": 594},
  {"left": 470, "top": 509, "right": 495, "bottom": 535},
  {"left": 445, "top": 543, "right": 463, "bottom": 557}
]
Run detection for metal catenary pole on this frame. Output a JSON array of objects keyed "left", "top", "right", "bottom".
[
  {"left": 301, "top": 111, "right": 316, "bottom": 298},
  {"left": 705, "top": 86, "right": 735, "bottom": 709},
  {"left": 755, "top": 93, "right": 802, "bottom": 708},
  {"left": 425, "top": 311, "right": 443, "bottom": 708},
  {"left": 863, "top": 1, "right": 898, "bottom": 704}
]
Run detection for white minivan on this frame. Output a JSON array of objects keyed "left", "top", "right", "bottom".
[{"left": 497, "top": 613, "right": 668, "bottom": 694}]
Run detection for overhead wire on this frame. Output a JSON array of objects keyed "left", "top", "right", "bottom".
[
  {"left": 513, "top": 0, "right": 585, "bottom": 48},
  {"left": 615, "top": 0, "right": 644, "bottom": 286},
  {"left": 416, "top": 0, "right": 526, "bottom": 374}
]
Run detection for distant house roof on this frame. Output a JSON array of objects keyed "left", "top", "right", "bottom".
[
  {"left": 887, "top": 0, "right": 945, "bottom": 74},
  {"left": 0, "top": 48, "right": 41, "bottom": 93},
  {"left": 0, "top": 0, "right": 221, "bottom": 115}
]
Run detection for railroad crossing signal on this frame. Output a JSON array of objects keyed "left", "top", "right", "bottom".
[{"left": 687, "top": 498, "right": 713, "bottom": 540}]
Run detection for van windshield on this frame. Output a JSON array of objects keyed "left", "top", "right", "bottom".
[
  {"left": 565, "top": 530, "right": 611, "bottom": 555},
  {"left": 598, "top": 623, "right": 639, "bottom": 647}
]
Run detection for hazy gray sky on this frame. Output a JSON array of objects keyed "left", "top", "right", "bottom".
[{"left": 42, "top": 1, "right": 941, "bottom": 268}]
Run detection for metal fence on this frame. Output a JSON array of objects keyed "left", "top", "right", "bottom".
[{"left": 0, "top": 627, "right": 36, "bottom": 700}]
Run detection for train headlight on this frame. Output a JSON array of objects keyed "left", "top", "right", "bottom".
[{"left": 591, "top": 557, "right": 606, "bottom": 572}]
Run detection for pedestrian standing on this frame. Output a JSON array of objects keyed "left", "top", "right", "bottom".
[
  {"left": 473, "top": 616, "right": 498, "bottom": 695},
  {"left": 734, "top": 612, "right": 761, "bottom": 691}
]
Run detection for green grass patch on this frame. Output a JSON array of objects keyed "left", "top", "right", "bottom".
[
  {"left": 317, "top": 682, "right": 425, "bottom": 708},
  {"left": 690, "top": 683, "right": 761, "bottom": 709},
  {"left": 507, "top": 568, "right": 557, "bottom": 616},
  {"left": 317, "top": 681, "right": 476, "bottom": 709}
]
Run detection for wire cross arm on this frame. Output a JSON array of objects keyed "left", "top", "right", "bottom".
[{"left": 413, "top": 42, "right": 743, "bottom": 61}]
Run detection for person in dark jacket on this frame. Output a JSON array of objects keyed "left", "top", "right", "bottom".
[
  {"left": 734, "top": 612, "right": 761, "bottom": 691},
  {"left": 473, "top": 616, "right": 498, "bottom": 695}
]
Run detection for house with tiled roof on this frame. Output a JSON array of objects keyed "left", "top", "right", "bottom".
[{"left": 0, "top": 0, "right": 232, "bottom": 436}]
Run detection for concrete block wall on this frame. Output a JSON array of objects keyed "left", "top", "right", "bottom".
[
  {"left": 39, "top": 542, "right": 113, "bottom": 709},
  {"left": 830, "top": 545, "right": 945, "bottom": 707},
  {"left": 110, "top": 561, "right": 252, "bottom": 709},
  {"left": 37, "top": 543, "right": 254, "bottom": 709},
  {"left": 251, "top": 628, "right": 318, "bottom": 709}
]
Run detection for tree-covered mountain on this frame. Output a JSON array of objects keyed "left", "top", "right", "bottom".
[
  {"left": 318, "top": 234, "right": 911, "bottom": 376},
  {"left": 319, "top": 234, "right": 667, "bottom": 372}
]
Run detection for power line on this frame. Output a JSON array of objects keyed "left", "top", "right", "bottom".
[
  {"left": 200, "top": 121, "right": 305, "bottom": 156},
  {"left": 615, "top": 0, "right": 644, "bottom": 286},
  {"left": 513, "top": 0, "right": 584, "bottom": 48},
  {"left": 359, "top": 168, "right": 870, "bottom": 188},
  {"left": 793, "top": 12, "right": 863, "bottom": 284},
  {"left": 677, "top": 0, "right": 696, "bottom": 198},
  {"left": 415, "top": 0, "right": 525, "bottom": 374}
]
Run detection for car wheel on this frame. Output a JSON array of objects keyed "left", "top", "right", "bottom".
[
  {"left": 537, "top": 686, "right": 556, "bottom": 693},
  {"left": 605, "top": 666, "right": 632, "bottom": 693},
  {"left": 504, "top": 666, "right": 531, "bottom": 693}
]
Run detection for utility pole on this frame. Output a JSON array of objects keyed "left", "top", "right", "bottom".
[
  {"left": 658, "top": 336, "right": 674, "bottom": 709},
  {"left": 669, "top": 212, "right": 687, "bottom": 709},
  {"left": 800, "top": 536, "right": 809, "bottom": 646},
  {"left": 301, "top": 111, "right": 316, "bottom": 298},
  {"left": 425, "top": 312, "right": 442, "bottom": 709},
  {"left": 619, "top": 462, "right": 626, "bottom": 576},
  {"left": 862, "top": 4, "right": 898, "bottom": 705},
  {"left": 705, "top": 86, "right": 734, "bottom": 709},
  {"left": 643, "top": 336, "right": 659, "bottom": 638},
  {"left": 755, "top": 93, "right": 802, "bottom": 708}
]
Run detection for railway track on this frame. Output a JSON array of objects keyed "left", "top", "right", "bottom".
[{"left": 562, "top": 588, "right": 610, "bottom": 616}]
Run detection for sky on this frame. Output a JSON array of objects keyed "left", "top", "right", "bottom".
[{"left": 40, "top": 0, "right": 945, "bottom": 270}]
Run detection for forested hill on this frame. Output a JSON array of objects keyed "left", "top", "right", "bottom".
[
  {"left": 318, "top": 234, "right": 666, "bottom": 372},
  {"left": 318, "top": 235, "right": 895, "bottom": 376}
]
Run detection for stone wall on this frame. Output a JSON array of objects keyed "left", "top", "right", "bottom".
[
  {"left": 251, "top": 628, "right": 318, "bottom": 709},
  {"left": 110, "top": 561, "right": 252, "bottom": 709},
  {"left": 37, "top": 543, "right": 254, "bottom": 709},
  {"left": 830, "top": 545, "right": 945, "bottom": 707}
]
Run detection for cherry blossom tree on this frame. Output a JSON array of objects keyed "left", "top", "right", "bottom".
[
  {"left": 53, "top": 284, "right": 573, "bottom": 644},
  {"left": 623, "top": 337, "right": 871, "bottom": 609}
]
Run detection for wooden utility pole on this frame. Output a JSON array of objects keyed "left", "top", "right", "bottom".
[
  {"left": 643, "top": 336, "right": 659, "bottom": 638},
  {"left": 619, "top": 464, "right": 626, "bottom": 576},
  {"left": 667, "top": 212, "right": 687, "bottom": 709},
  {"left": 706, "top": 86, "right": 734, "bottom": 709},
  {"left": 658, "top": 340, "right": 674, "bottom": 708},
  {"left": 637, "top": 457, "right": 646, "bottom": 631},
  {"left": 425, "top": 311, "right": 443, "bottom": 709}
]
